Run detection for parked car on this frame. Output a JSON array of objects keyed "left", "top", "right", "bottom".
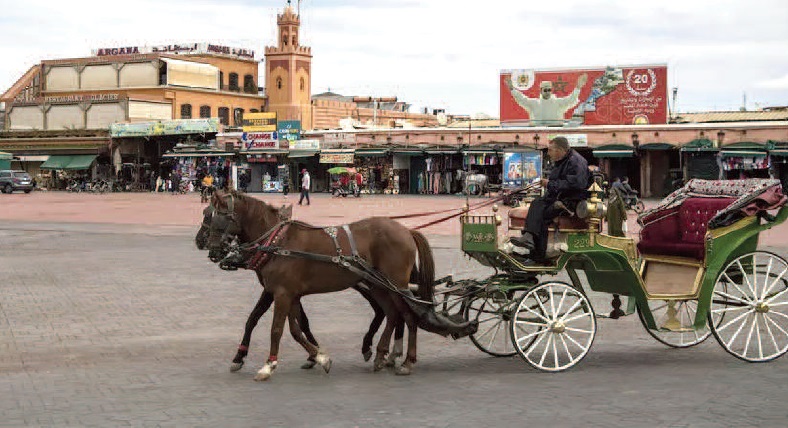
[{"left": 0, "top": 170, "right": 34, "bottom": 193}]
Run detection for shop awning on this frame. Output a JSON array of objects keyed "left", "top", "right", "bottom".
[
  {"left": 769, "top": 149, "right": 788, "bottom": 157},
  {"left": 462, "top": 149, "right": 498, "bottom": 155},
  {"left": 287, "top": 150, "right": 318, "bottom": 158},
  {"left": 720, "top": 150, "right": 767, "bottom": 158},
  {"left": 681, "top": 138, "right": 717, "bottom": 152},
  {"left": 638, "top": 142, "right": 676, "bottom": 151},
  {"left": 0, "top": 151, "right": 12, "bottom": 160},
  {"left": 14, "top": 155, "right": 50, "bottom": 162},
  {"left": 392, "top": 149, "right": 424, "bottom": 155},
  {"left": 162, "top": 152, "right": 235, "bottom": 158},
  {"left": 355, "top": 149, "right": 389, "bottom": 157},
  {"left": 592, "top": 144, "right": 634, "bottom": 158},
  {"left": 424, "top": 149, "right": 460, "bottom": 155},
  {"left": 240, "top": 148, "right": 288, "bottom": 155},
  {"left": 40, "top": 154, "right": 98, "bottom": 170}
]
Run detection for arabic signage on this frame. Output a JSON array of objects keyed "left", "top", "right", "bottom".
[
  {"left": 277, "top": 120, "right": 301, "bottom": 142},
  {"left": 92, "top": 43, "right": 255, "bottom": 60},
  {"left": 243, "top": 132, "right": 279, "bottom": 149},
  {"left": 242, "top": 112, "right": 277, "bottom": 132},
  {"left": 291, "top": 139, "right": 320, "bottom": 151},
  {"left": 323, "top": 132, "right": 356, "bottom": 144},
  {"left": 500, "top": 64, "right": 668, "bottom": 126},
  {"left": 319, "top": 152, "right": 355, "bottom": 164},
  {"left": 547, "top": 134, "right": 588, "bottom": 148},
  {"left": 503, "top": 151, "right": 542, "bottom": 187},
  {"left": 110, "top": 118, "right": 220, "bottom": 137}
]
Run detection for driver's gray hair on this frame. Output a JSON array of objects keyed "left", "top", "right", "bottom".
[{"left": 549, "top": 136, "right": 570, "bottom": 151}]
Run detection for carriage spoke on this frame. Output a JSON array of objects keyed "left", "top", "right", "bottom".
[
  {"left": 712, "top": 305, "right": 748, "bottom": 314},
  {"left": 766, "top": 286, "right": 788, "bottom": 305},
  {"left": 755, "top": 315, "right": 764, "bottom": 360},
  {"left": 548, "top": 286, "right": 557, "bottom": 318},
  {"left": 515, "top": 320, "right": 548, "bottom": 327},
  {"left": 538, "top": 334, "right": 553, "bottom": 367},
  {"left": 552, "top": 334, "right": 559, "bottom": 369},
  {"left": 715, "top": 289, "right": 752, "bottom": 306},
  {"left": 563, "top": 311, "right": 592, "bottom": 324},
  {"left": 563, "top": 330, "right": 586, "bottom": 350},
  {"left": 722, "top": 273, "right": 754, "bottom": 302},
  {"left": 768, "top": 310, "right": 788, "bottom": 321},
  {"left": 725, "top": 313, "right": 751, "bottom": 349},
  {"left": 762, "top": 313, "right": 781, "bottom": 353},
  {"left": 525, "top": 329, "right": 549, "bottom": 356},
  {"left": 559, "top": 334, "right": 574, "bottom": 362},
  {"left": 555, "top": 289, "right": 569, "bottom": 321},
  {"left": 760, "top": 258, "right": 773, "bottom": 300},
  {"left": 475, "top": 321, "right": 502, "bottom": 340},
  {"left": 764, "top": 315, "right": 788, "bottom": 340},
  {"left": 737, "top": 260, "right": 756, "bottom": 297},
  {"left": 742, "top": 313, "right": 758, "bottom": 358},
  {"left": 559, "top": 300, "right": 584, "bottom": 323},
  {"left": 761, "top": 267, "right": 788, "bottom": 301},
  {"left": 717, "top": 309, "right": 752, "bottom": 333},
  {"left": 535, "top": 294, "right": 552, "bottom": 323},
  {"left": 523, "top": 306, "right": 551, "bottom": 324},
  {"left": 517, "top": 329, "right": 546, "bottom": 345},
  {"left": 564, "top": 326, "right": 594, "bottom": 334}
]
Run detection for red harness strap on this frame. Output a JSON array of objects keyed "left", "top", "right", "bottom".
[{"left": 246, "top": 223, "right": 290, "bottom": 270}]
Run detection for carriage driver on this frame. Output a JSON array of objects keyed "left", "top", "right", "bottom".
[{"left": 510, "top": 136, "right": 590, "bottom": 264}]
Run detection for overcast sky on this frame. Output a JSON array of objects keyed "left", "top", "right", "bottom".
[{"left": 1, "top": 0, "right": 787, "bottom": 117}]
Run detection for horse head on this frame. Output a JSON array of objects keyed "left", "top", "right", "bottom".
[{"left": 194, "top": 205, "right": 214, "bottom": 250}]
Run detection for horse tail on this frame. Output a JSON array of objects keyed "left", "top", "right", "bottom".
[{"left": 410, "top": 230, "right": 435, "bottom": 303}]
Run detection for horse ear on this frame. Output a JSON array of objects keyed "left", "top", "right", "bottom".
[{"left": 280, "top": 204, "right": 293, "bottom": 220}]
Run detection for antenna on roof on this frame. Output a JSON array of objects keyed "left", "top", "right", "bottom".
[{"left": 740, "top": 92, "right": 747, "bottom": 112}]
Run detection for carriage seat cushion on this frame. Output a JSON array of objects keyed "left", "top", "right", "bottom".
[
  {"left": 508, "top": 205, "right": 592, "bottom": 230},
  {"left": 637, "top": 197, "right": 735, "bottom": 259}
]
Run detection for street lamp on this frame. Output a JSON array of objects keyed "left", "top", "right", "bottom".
[
  {"left": 631, "top": 133, "right": 639, "bottom": 149},
  {"left": 533, "top": 134, "right": 541, "bottom": 149}
]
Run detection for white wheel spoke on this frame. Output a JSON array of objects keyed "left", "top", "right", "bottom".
[
  {"left": 761, "top": 267, "right": 788, "bottom": 301},
  {"left": 764, "top": 315, "right": 788, "bottom": 340},
  {"left": 770, "top": 302, "right": 788, "bottom": 308},
  {"left": 715, "top": 289, "right": 753, "bottom": 306},
  {"left": 683, "top": 303, "right": 701, "bottom": 342},
  {"left": 535, "top": 293, "right": 553, "bottom": 322},
  {"left": 717, "top": 309, "right": 752, "bottom": 332},
  {"left": 563, "top": 329, "right": 587, "bottom": 350},
  {"left": 737, "top": 260, "right": 756, "bottom": 297},
  {"left": 725, "top": 313, "right": 751, "bottom": 349},
  {"left": 769, "top": 310, "right": 788, "bottom": 321},
  {"left": 515, "top": 320, "right": 548, "bottom": 327},
  {"left": 559, "top": 334, "right": 574, "bottom": 362},
  {"left": 548, "top": 285, "right": 557, "bottom": 318},
  {"left": 555, "top": 288, "right": 569, "bottom": 320},
  {"left": 486, "top": 320, "right": 502, "bottom": 350},
  {"left": 753, "top": 255, "right": 759, "bottom": 298},
  {"left": 475, "top": 321, "right": 501, "bottom": 339},
  {"left": 712, "top": 305, "right": 748, "bottom": 314},
  {"left": 559, "top": 300, "right": 584, "bottom": 322},
  {"left": 761, "top": 313, "right": 781, "bottom": 352},
  {"left": 722, "top": 272, "right": 755, "bottom": 302},
  {"left": 743, "top": 313, "right": 757, "bottom": 358},
  {"left": 564, "top": 326, "right": 594, "bottom": 334},
  {"left": 563, "top": 310, "right": 592, "bottom": 324},
  {"left": 766, "top": 286, "right": 788, "bottom": 305},
  {"left": 552, "top": 334, "right": 560, "bottom": 369},
  {"left": 523, "top": 306, "right": 551, "bottom": 324},
  {"left": 755, "top": 315, "right": 764, "bottom": 360},
  {"left": 519, "top": 329, "right": 546, "bottom": 345},
  {"left": 538, "top": 333, "right": 553, "bottom": 366},
  {"left": 761, "top": 257, "right": 773, "bottom": 300}
]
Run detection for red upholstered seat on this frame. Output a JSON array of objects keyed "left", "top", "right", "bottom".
[{"left": 637, "top": 197, "right": 736, "bottom": 259}]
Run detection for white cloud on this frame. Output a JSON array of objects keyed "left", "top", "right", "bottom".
[{"left": 1, "top": 0, "right": 787, "bottom": 116}]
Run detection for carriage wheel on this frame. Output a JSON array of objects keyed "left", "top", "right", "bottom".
[
  {"left": 638, "top": 299, "right": 713, "bottom": 348},
  {"left": 465, "top": 289, "right": 526, "bottom": 357},
  {"left": 709, "top": 251, "right": 788, "bottom": 362},
  {"left": 510, "top": 282, "right": 596, "bottom": 372}
]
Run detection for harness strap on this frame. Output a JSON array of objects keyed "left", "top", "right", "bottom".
[
  {"left": 342, "top": 224, "right": 359, "bottom": 257},
  {"left": 324, "top": 226, "right": 343, "bottom": 256}
]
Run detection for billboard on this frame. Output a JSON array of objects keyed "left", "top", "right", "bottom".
[
  {"left": 500, "top": 64, "right": 668, "bottom": 126},
  {"left": 110, "top": 118, "right": 219, "bottom": 138},
  {"left": 503, "top": 151, "right": 542, "bottom": 187},
  {"left": 242, "top": 112, "right": 277, "bottom": 132}
]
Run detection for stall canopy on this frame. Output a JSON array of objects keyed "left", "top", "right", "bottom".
[
  {"left": 355, "top": 148, "right": 389, "bottom": 157},
  {"left": 638, "top": 142, "right": 676, "bottom": 151},
  {"left": 287, "top": 150, "right": 319, "bottom": 158},
  {"left": 768, "top": 141, "right": 788, "bottom": 157},
  {"left": 719, "top": 141, "right": 767, "bottom": 158},
  {"left": 592, "top": 144, "right": 635, "bottom": 158},
  {"left": 0, "top": 151, "right": 11, "bottom": 170},
  {"left": 40, "top": 154, "right": 97, "bottom": 170},
  {"left": 681, "top": 138, "right": 717, "bottom": 152}
]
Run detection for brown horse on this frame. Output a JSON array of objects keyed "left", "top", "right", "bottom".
[
  {"left": 206, "top": 190, "right": 475, "bottom": 380},
  {"left": 195, "top": 204, "right": 406, "bottom": 371}
]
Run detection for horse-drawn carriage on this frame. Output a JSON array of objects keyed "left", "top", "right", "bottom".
[
  {"left": 201, "top": 177, "right": 788, "bottom": 380},
  {"left": 434, "top": 178, "right": 788, "bottom": 371}
]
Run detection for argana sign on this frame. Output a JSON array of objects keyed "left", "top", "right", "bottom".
[{"left": 92, "top": 43, "right": 255, "bottom": 60}]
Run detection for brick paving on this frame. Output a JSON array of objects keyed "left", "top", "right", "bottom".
[{"left": 1, "top": 192, "right": 787, "bottom": 427}]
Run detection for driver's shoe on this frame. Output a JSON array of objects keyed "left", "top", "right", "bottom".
[{"left": 510, "top": 232, "right": 535, "bottom": 250}]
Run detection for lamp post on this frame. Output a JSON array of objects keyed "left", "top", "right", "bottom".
[
  {"left": 631, "top": 133, "right": 639, "bottom": 150},
  {"left": 533, "top": 134, "right": 540, "bottom": 150}
]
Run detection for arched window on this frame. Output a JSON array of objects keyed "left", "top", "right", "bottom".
[
  {"left": 243, "top": 74, "right": 255, "bottom": 94},
  {"left": 218, "top": 107, "right": 230, "bottom": 126},
  {"left": 299, "top": 77, "right": 305, "bottom": 91},
  {"left": 282, "top": 34, "right": 288, "bottom": 46},
  {"left": 228, "top": 73, "right": 239, "bottom": 91},
  {"left": 180, "top": 104, "right": 192, "bottom": 119},
  {"left": 292, "top": 36, "right": 297, "bottom": 46},
  {"left": 234, "top": 108, "right": 244, "bottom": 126},
  {"left": 276, "top": 77, "right": 283, "bottom": 90},
  {"left": 199, "top": 105, "right": 211, "bottom": 118}
]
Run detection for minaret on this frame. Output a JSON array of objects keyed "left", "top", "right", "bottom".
[{"left": 264, "top": 1, "right": 313, "bottom": 130}]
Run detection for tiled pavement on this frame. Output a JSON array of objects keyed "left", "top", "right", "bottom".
[{"left": 1, "top": 192, "right": 787, "bottom": 427}]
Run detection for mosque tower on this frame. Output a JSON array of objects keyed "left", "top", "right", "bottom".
[{"left": 264, "top": 1, "right": 313, "bottom": 130}]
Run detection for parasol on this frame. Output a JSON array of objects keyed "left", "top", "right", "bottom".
[{"left": 327, "top": 167, "right": 357, "bottom": 174}]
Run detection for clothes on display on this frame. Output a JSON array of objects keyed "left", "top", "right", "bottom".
[
  {"left": 417, "top": 155, "right": 461, "bottom": 194},
  {"left": 722, "top": 156, "right": 770, "bottom": 171}
]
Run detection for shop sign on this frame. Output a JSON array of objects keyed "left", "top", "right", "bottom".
[
  {"left": 291, "top": 139, "right": 320, "bottom": 150},
  {"left": 247, "top": 154, "right": 279, "bottom": 163},
  {"left": 323, "top": 132, "right": 356, "bottom": 144},
  {"left": 110, "top": 118, "right": 220, "bottom": 137},
  {"left": 92, "top": 43, "right": 255, "bottom": 60},
  {"left": 277, "top": 120, "right": 301, "bottom": 141},
  {"left": 547, "top": 133, "right": 588, "bottom": 147},
  {"left": 243, "top": 132, "right": 279, "bottom": 149},
  {"left": 242, "top": 112, "right": 277, "bottom": 132},
  {"left": 320, "top": 153, "right": 355, "bottom": 164},
  {"left": 503, "top": 151, "right": 543, "bottom": 187},
  {"left": 45, "top": 94, "right": 119, "bottom": 103}
]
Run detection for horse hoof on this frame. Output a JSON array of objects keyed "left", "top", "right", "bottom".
[
  {"left": 254, "top": 372, "right": 272, "bottom": 382},
  {"left": 315, "top": 354, "right": 332, "bottom": 373},
  {"left": 384, "top": 353, "right": 401, "bottom": 368},
  {"left": 373, "top": 359, "right": 386, "bottom": 372},
  {"left": 395, "top": 365, "right": 412, "bottom": 376},
  {"left": 254, "top": 362, "right": 276, "bottom": 381},
  {"left": 362, "top": 350, "right": 373, "bottom": 362},
  {"left": 229, "top": 362, "right": 244, "bottom": 372},
  {"left": 301, "top": 360, "right": 317, "bottom": 370}
]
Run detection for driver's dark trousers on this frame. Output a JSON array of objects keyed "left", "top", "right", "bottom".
[{"left": 524, "top": 197, "right": 563, "bottom": 260}]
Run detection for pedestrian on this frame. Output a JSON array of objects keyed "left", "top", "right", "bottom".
[
  {"left": 298, "top": 168, "right": 311, "bottom": 205},
  {"left": 150, "top": 173, "right": 157, "bottom": 192}
]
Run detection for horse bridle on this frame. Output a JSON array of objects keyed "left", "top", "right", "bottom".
[{"left": 210, "top": 193, "right": 291, "bottom": 254}]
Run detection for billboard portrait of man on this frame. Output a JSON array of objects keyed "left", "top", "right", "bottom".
[{"left": 504, "top": 73, "right": 588, "bottom": 126}]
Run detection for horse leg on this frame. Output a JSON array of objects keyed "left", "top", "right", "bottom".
[
  {"left": 384, "top": 319, "right": 405, "bottom": 367},
  {"left": 288, "top": 300, "right": 331, "bottom": 373},
  {"left": 295, "top": 305, "right": 320, "bottom": 370},
  {"left": 357, "top": 287, "right": 385, "bottom": 362},
  {"left": 373, "top": 316, "right": 397, "bottom": 372},
  {"left": 396, "top": 310, "right": 419, "bottom": 376},
  {"left": 254, "top": 294, "right": 292, "bottom": 382},
  {"left": 231, "top": 291, "right": 273, "bottom": 372}
]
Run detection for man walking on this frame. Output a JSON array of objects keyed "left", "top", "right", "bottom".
[{"left": 298, "top": 168, "right": 311, "bottom": 205}]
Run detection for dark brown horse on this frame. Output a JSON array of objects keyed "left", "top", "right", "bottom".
[
  {"left": 195, "top": 204, "right": 405, "bottom": 372},
  {"left": 207, "top": 190, "right": 474, "bottom": 380}
]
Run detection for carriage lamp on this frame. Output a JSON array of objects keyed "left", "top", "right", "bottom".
[{"left": 577, "top": 182, "right": 607, "bottom": 223}]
